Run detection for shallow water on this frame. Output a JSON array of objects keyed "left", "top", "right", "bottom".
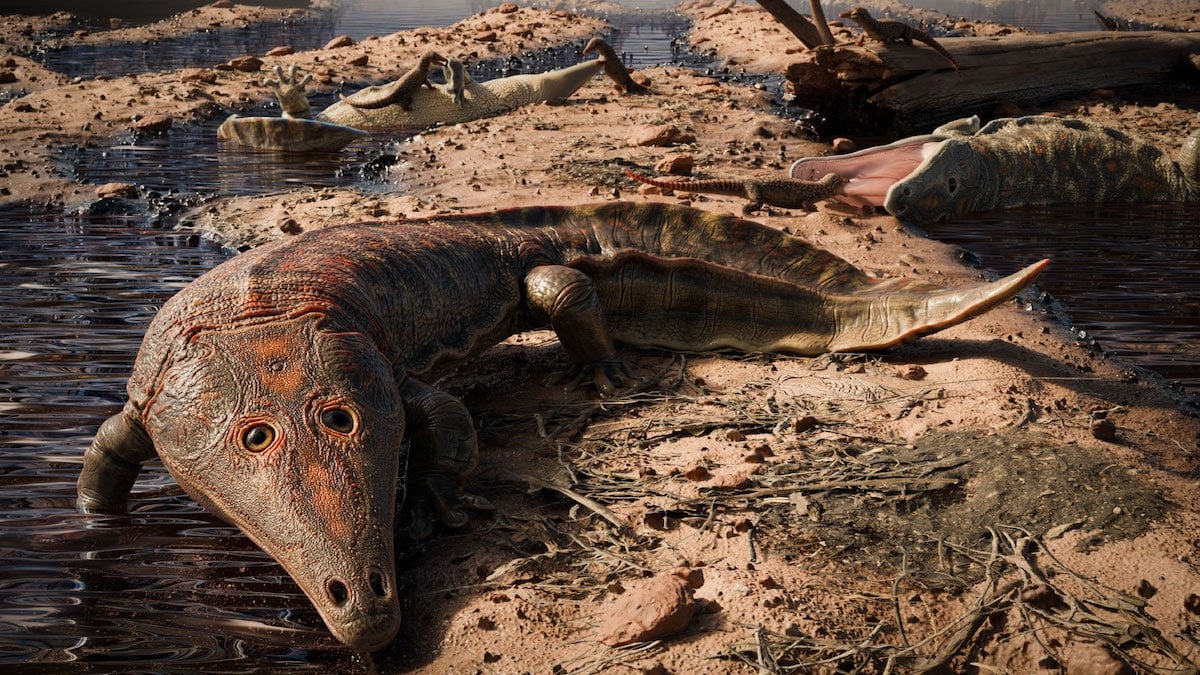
[
  {"left": 0, "top": 212, "right": 366, "bottom": 669},
  {"left": 923, "top": 203, "right": 1200, "bottom": 389}
]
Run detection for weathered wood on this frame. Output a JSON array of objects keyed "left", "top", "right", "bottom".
[
  {"left": 754, "top": 0, "right": 826, "bottom": 49},
  {"left": 795, "top": 31, "right": 1200, "bottom": 134}
]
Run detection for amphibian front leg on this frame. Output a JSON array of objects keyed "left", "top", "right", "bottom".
[
  {"left": 398, "top": 376, "right": 491, "bottom": 539},
  {"left": 523, "top": 264, "right": 636, "bottom": 395}
]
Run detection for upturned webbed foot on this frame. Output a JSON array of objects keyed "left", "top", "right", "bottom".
[{"left": 263, "top": 64, "right": 314, "bottom": 119}]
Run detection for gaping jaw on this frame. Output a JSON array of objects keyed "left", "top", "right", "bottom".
[
  {"left": 790, "top": 135, "right": 946, "bottom": 212},
  {"left": 146, "top": 313, "right": 407, "bottom": 652}
]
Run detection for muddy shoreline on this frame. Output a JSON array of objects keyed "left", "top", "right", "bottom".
[{"left": 3, "top": 1, "right": 1199, "bottom": 673}]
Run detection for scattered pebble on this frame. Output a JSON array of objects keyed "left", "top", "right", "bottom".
[
  {"left": 324, "top": 35, "right": 354, "bottom": 49},
  {"left": 1091, "top": 418, "right": 1117, "bottom": 441},
  {"left": 627, "top": 124, "right": 696, "bottom": 147},
  {"left": 226, "top": 55, "right": 264, "bottom": 72},
  {"left": 95, "top": 182, "right": 138, "bottom": 199}
]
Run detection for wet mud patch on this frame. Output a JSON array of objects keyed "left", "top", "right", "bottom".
[{"left": 751, "top": 429, "right": 1163, "bottom": 576}]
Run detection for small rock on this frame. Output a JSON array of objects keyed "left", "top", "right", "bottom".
[
  {"left": 325, "top": 35, "right": 355, "bottom": 49},
  {"left": 181, "top": 68, "right": 218, "bottom": 84},
  {"left": 265, "top": 46, "right": 294, "bottom": 57},
  {"left": 1134, "top": 579, "right": 1157, "bottom": 599},
  {"left": 95, "top": 182, "right": 138, "bottom": 199},
  {"left": 596, "top": 572, "right": 695, "bottom": 647},
  {"left": 477, "top": 616, "right": 497, "bottom": 630},
  {"left": 792, "top": 415, "right": 817, "bottom": 432},
  {"left": 758, "top": 573, "right": 778, "bottom": 589},
  {"left": 655, "top": 153, "right": 694, "bottom": 175},
  {"left": 347, "top": 54, "right": 369, "bottom": 67},
  {"left": 830, "top": 137, "right": 856, "bottom": 153},
  {"left": 9, "top": 101, "right": 34, "bottom": 113},
  {"left": 496, "top": 2, "right": 520, "bottom": 12},
  {"left": 0, "top": 69, "right": 17, "bottom": 84},
  {"left": 227, "top": 56, "right": 264, "bottom": 72},
  {"left": 475, "top": 30, "right": 499, "bottom": 42},
  {"left": 278, "top": 218, "right": 302, "bottom": 235},
  {"left": 131, "top": 114, "right": 172, "bottom": 134},
  {"left": 627, "top": 124, "right": 696, "bottom": 148},
  {"left": 1185, "top": 593, "right": 1200, "bottom": 614},
  {"left": 899, "top": 364, "right": 927, "bottom": 381},
  {"left": 683, "top": 465, "right": 710, "bottom": 481},
  {"left": 725, "top": 429, "right": 745, "bottom": 442},
  {"left": 1091, "top": 418, "right": 1117, "bottom": 441}
]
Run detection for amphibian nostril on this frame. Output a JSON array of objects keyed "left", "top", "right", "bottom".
[
  {"left": 368, "top": 568, "right": 388, "bottom": 598},
  {"left": 327, "top": 578, "right": 350, "bottom": 607}
]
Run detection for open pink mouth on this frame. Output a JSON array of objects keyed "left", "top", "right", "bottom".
[{"left": 790, "top": 135, "right": 944, "bottom": 209}]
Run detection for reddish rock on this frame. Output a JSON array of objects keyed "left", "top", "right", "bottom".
[
  {"left": 95, "top": 182, "right": 138, "bottom": 199},
  {"left": 655, "top": 153, "right": 694, "bottom": 175},
  {"left": 709, "top": 471, "right": 752, "bottom": 490},
  {"left": 627, "top": 124, "right": 696, "bottom": 148},
  {"left": 496, "top": 2, "right": 520, "bottom": 12},
  {"left": 831, "top": 137, "right": 856, "bottom": 153},
  {"left": 325, "top": 35, "right": 354, "bottom": 49},
  {"left": 475, "top": 30, "right": 499, "bottom": 42},
  {"left": 596, "top": 573, "right": 695, "bottom": 646},
  {"left": 227, "top": 56, "right": 263, "bottom": 72},
  {"left": 898, "top": 364, "right": 927, "bottom": 381},
  {"left": 0, "top": 69, "right": 17, "bottom": 84},
  {"left": 131, "top": 114, "right": 172, "bottom": 133},
  {"left": 347, "top": 54, "right": 369, "bottom": 67},
  {"left": 265, "top": 46, "right": 294, "bottom": 57},
  {"left": 181, "top": 68, "right": 218, "bottom": 84},
  {"left": 683, "top": 465, "right": 711, "bottom": 481}
]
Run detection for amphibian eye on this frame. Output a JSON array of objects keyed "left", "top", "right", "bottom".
[
  {"left": 947, "top": 176, "right": 958, "bottom": 193},
  {"left": 321, "top": 407, "right": 356, "bottom": 434},
  {"left": 243, "top": 424, "right": 276, "bottom": 452}
]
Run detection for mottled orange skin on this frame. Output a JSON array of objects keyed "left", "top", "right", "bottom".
[{"left": 78, "top": 202, "right": 1046, "bottom": 651}]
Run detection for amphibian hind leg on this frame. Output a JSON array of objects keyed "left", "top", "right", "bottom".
[
  {"left": 77, "top": 402, "right": 156, "bottom": 513},
  {"left": 523, "top": 264, "right": 635, "bottom": 395},
  {"left": 399, "top": 377, "right": 490, "bottom": 539}
]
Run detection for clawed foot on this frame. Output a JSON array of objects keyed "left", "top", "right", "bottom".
[
  {"left": 401, "top": 470, "right": 494, "bottom": 540},
  {"left": 263, "top": 64, "right": 314, "bottom": 119},
  {"left": 560, "top": 356, "right": 639, "bottom": 396}
]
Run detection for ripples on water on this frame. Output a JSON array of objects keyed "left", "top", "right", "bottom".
[
  {"left": 923, "top": 203, "right": 1200, "bottom": 389},
  {"left": 0, "top": 212, "right": 366, "bottom": 669}
]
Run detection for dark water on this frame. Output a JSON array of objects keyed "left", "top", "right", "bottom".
[
  {"left": 922, "top": 203, "right": 1200, "bottom": 390},
  {"left": 0, "top": 212, "right": 366, "bottom": 670}
]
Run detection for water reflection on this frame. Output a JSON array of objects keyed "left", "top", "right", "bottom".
[
  {"left": 922, "top": 202, "right": 1200, "bottom": 389},
  {"left": 0, "top": 211, "right": 358, "bottom": 669}
]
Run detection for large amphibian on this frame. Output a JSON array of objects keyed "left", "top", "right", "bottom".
[
  {"left": 218, "top": 39, "right": 629, "bottom": 151},
  {"left": 77, "top": 202, "right": 1047, "bottom": 651},
  {"left": 790, "top": 115, "right": 1200, "bottom": 224}
]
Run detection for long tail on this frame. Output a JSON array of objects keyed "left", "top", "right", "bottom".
[
  {"left": 571, "top": 249, "right": 1047, "bottom": 355},
  {"left": 914, "top": 32, "right": 959, "bottom": 70},
  {"left": 624, "top": 170, "right": 748, "bottom": 199}
]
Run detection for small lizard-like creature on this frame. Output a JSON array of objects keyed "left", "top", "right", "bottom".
[
  {"left": 626, "top": 169, "right": 844, "bottom": 215},
  {"left": 583, "top": 37, "right": 649, "bottom": 95},
  {"left": 840, "top": 7, "right": 959, "bottom": 71},
  {"left": 340, "top": 51, "right": 448, "bottom": 110},
  {"left": 442, "top": 58, "right": 468, "bottom": 107}
]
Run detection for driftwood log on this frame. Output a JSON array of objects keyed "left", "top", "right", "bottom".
[{"left": 788, "top": 31, "right": 1200, "bottom": 135}]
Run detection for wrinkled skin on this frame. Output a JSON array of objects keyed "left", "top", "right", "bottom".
[
  {"left": 791, "top": 116, "right": 1200, "bottom": 225},
  {"left": 78, "top": 202, "right": 1048, "bottom": 651},
  {"left": 218, "top": 41, "right": 613, "bottom": 152},
  {"left": 150, "top": 314, "right": 404, "bottom": 650}
]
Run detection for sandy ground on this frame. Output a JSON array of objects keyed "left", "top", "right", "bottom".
[{"left": 3, "top": 1, "right": 1199, "bottom": 673}]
